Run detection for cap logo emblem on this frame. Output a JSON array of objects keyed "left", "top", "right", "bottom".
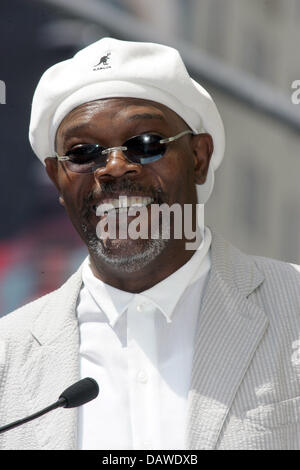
[{"left": 93, "top": 52, "right": 111, "bottom": 71}]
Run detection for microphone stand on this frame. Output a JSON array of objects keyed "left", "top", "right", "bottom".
[{"left": 0, "top": 397, "right": 66, "bottom": 434}]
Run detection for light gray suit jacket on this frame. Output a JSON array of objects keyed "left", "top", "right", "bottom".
[{"left": 1, "top": 229, "right": 300, "bottom": 450}]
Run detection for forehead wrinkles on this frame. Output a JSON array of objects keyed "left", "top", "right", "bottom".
[
  {"left": 56, "top": 98, "right": 187, "bottom": 150},
  {"left": 57, "top": 102, "right": 106, "bottom": 136},
  {"left": 61, "top": 98, "right": 180, "bottom": 128}
]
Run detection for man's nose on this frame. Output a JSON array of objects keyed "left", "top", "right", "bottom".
[{"left": 93, "top": 148, "right": 142, "bottom": 181}]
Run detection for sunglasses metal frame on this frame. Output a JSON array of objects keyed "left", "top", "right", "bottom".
[{"left": 53, "top": 129, "right": 194, "bottom": 171}]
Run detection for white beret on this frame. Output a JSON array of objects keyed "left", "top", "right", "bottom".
[{"left": 29, "top": 37, "right": 225, "bottom": 203}]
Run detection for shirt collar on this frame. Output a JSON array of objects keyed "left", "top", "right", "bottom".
[
  {"left": 82, "top": 226, "right": 212, "bottom": 326},
  {"left": 138, "top": 226, "right": 212, "bottom": 322},
  {"left": 82, "top": 260, "right": 134, "bottom": 327}
]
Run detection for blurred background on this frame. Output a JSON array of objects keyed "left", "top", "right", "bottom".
[{"left": 1, "top": 0, "right": 300, "bottom": 316}]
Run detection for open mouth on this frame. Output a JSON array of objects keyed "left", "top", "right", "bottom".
[{"left": 93, "top": 195, "right": 155, "bottom": 215}]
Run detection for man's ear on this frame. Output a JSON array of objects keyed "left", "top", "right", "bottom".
[
  {"left": 45, "top": 157, "right": 65, "bottom": 206},
  {"left": 191, "top": 133, "right": 214, "bottom": 184}
]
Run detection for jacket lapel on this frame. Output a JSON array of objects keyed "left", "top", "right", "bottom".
[
  {"left": 186, "top": 229, "right": 269, "bottom": 449},
  {"left": 20, "top": 267, "right": 83, "bottom": 450}
]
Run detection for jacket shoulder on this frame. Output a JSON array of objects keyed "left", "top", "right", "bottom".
[
  {"left": 251, "top": 252, "right": 300, "bottom": 284},
  {"left": 0, "top": 267, "right": 83, "bottom": 338},
  {"left": 248, "top": 253, "right": 300, "bottom": 321},
  {"left": 0, "top": 288, "right": 59, "bottom": 339},
  {"left": 210, "top": 229, "right": 300, "bottom": 298}
]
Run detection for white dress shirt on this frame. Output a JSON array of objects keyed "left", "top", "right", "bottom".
[{"left": 77, "top": 226, "right": 212, "bottom": 450}]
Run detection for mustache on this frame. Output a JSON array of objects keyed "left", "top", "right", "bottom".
[{"left": 92, "top": 179, "right": 164, "bottom": 204}]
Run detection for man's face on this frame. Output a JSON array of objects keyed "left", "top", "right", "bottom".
[{"left": 45, "top": 97, "right": 212, "bottom": 274}]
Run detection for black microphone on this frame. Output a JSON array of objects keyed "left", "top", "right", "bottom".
[{"left": 0, "top": 377, "right": 99, "bottom": 434}]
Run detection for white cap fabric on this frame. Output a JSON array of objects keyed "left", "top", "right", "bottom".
[{"left": 29, "top": 37, "right": 225, "bottom": 203}]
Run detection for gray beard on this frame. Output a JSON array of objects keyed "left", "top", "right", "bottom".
[{"left": 82, "top": 225, "right": 169, "bottom": 273}]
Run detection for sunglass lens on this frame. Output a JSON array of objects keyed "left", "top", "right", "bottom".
[
  {"left": 125, "top": 134, "right": 166, "bottom": 164},
  {"left": 65, "top": 144, "right": 106, "bottom": 173}
]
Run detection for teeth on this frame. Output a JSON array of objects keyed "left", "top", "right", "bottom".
[{"left": 96, "top": 196, "right": 154, "bottom": 215}]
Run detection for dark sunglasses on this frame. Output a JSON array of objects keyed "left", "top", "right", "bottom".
[{"left": 54, "top": 130, "right": 194, "bottom": 174}]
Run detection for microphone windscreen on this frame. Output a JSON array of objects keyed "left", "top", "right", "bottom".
[{"left": 59, "top": 377, "right": 99, "bottom": 408}]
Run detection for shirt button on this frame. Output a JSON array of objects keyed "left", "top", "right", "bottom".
[
  {"left": 136, "top": 370, "right": 148, "bottom": 383},
  {"left": 136, "top": 304, "right": 144, "bottom": 312}
]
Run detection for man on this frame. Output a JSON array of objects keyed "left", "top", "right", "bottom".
[{"left": 0, "top": 37, "right": 300, "bottom": 450}]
